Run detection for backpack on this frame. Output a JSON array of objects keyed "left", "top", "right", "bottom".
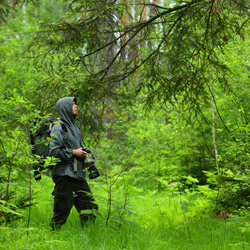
[{"left": 30, "top": 116, "right": 68, "bottom": 180}]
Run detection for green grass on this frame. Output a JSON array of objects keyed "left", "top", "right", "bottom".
[{"left": 0, "top": 176, "right": 249, "bottom": 250}]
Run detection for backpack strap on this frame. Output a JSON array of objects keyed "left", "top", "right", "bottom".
[
  {"left": 59, "top": 119, "right": 75, "bottom": 135},
  {"left": 73, "top": 158, "right": 78, "bottom": 172},
  {"left": 57, "top": 119, "right": 68, "bottom": 142},
  {"left": 49, "top": 122, "right": 53, "bottom": 132}
]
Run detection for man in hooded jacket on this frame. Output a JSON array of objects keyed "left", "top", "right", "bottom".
[{"left": 49, "top": 97, "right": 98, "bottom": 230}]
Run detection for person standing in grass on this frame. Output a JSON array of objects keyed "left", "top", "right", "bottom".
[{"left": 49, "top": 96, "right": 98, "bottom": 230}]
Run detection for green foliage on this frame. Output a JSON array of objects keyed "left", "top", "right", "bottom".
[
  {"left": 96, "top": 102, "right": 213, "bottom": 194},
  {"left": 0, "top": 93, "right": 41, "bottom": 224},
  {"left": 199, "top": 32, "right": 250, "bottom": 214}
]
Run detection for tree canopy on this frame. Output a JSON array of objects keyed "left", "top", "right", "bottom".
[{"left": 28, "top": 0, "right": 250, "bottom": 113}]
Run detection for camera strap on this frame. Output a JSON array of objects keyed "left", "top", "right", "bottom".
[{"left": 73, "top": 158, "right": 78, "bottom": 172}]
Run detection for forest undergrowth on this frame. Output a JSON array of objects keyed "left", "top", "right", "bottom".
[{"left": 0, "top": 176, "right": 249, "bottom": 250}]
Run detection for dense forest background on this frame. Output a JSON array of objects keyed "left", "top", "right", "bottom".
[{"left": 0, "top": 0, "right": 250, "bottom": 249}]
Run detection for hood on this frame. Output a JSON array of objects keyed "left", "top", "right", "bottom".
[{"left": 56, "top": 96, "right": 77, "bottom": 128}]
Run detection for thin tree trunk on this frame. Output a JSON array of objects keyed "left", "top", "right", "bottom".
[
  {"left": 119, "top": 0, "right": 132, "bottom": 60},
  {"left": 0, "top": 137, "right": 22, "bottom": 226},
  {"left": 4, "top": 165, "right": 12, "bottom": 226},
  {"left": 27, "top": 164, "right": 32, "bottom": 233},
  {"left": 211, "top": 73, "right": 219, "bottom": 174},
  {"left": 0, "top": 138, "right": 13, "bottom": 227},
  {"left": 106, "top": 185, "right": 112, "bottom": 226}
]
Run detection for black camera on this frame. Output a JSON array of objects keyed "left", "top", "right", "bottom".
[{"left": 83, "top": 148, "right": 100, "bottom": 179}]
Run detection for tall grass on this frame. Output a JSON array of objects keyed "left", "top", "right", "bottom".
[{"left": 0, "top": 176, "right": 249, "bottom": 250}]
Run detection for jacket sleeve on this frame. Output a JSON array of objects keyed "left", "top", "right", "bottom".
[{"left": 49, "top": 124, "right": 74, "bottom": 161}]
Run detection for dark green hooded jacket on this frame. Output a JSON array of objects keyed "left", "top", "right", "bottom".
[{"left": 49, "top": 97, "right": 85, "bottom": 180}]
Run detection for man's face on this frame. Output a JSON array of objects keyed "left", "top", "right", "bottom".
[{"left": 72, "top": 101, "right": 78, "bottom": 116}]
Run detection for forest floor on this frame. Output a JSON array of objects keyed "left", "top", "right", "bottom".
[{"left": 0, "top": 176, "right": 249, "bottom": 250}]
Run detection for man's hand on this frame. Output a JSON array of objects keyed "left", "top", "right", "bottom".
[{"left": 73, "top": 148, "right": 87, "bottom": 158}]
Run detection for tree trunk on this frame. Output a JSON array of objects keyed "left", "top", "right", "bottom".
[{"left": 211, "top": 73, "right": 220, "bottom": 174}]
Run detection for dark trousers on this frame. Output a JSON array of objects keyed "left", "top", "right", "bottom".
[{"left": 51, "top": 176, "right": 98, "bottom": 229}]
